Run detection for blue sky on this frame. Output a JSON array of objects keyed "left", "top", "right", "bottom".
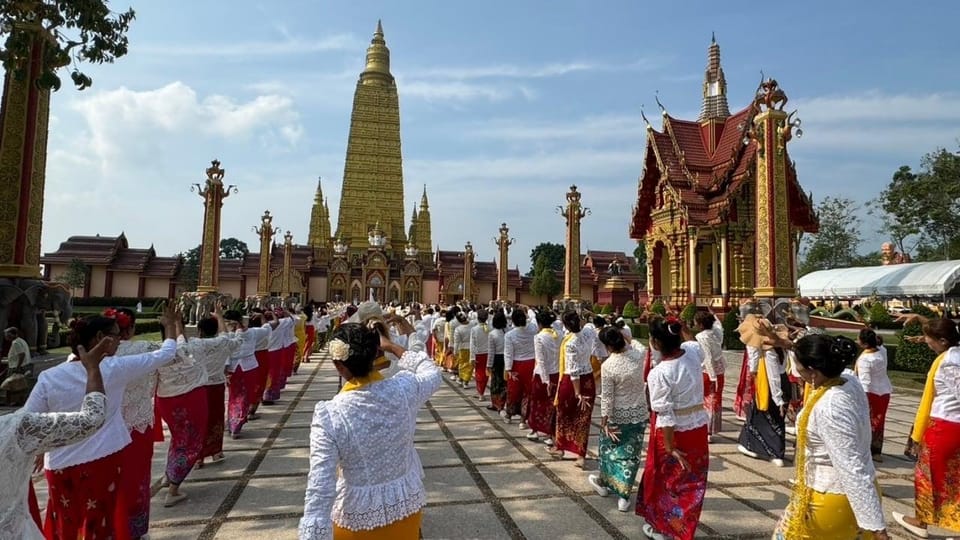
[{"left": 41, "top": 0, "right": 960, "bottom": 272}]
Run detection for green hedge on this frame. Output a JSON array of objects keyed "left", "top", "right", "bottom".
[
  {"left": 629, "top": 323, "right": 650, "bottom": 340},
  {"left": 722, "top": 309, "right": 744, "bottom": 350},
  {"left": 72, "top": 297, "right": 168, "bottom": 307},
  {"left": 894, "top": 320, "right": 937, "bottom": 373},
  {"left": 650, "top": 299, "right": 667, "bottom": 317}
]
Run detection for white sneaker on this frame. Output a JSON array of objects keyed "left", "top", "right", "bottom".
[
  {"left": 707, "top": 434, "right": 714, "bottom": 443},
  {"left": 450, "top": 375, "right": 459, "bottom": 381},
  {"left": 542, "top": 437, "right": 554, "bottom": 446},
  {"left": 463, "top": 382, "right": 470, "bottom": 389},
  {"left": 892, "top": 511, "right": 929, "bottom": 538},
  {"left": 477, "top": 394, "right": 485, "bottom": 401},
  {"left": 518, "top": 422, "right": 528, "bottom": 430},
  {"left": 770, "top": 458, "right": 785, "bottom": 467},
  {"left": 587, "top": 474, "right": 609, "bottom": 497},
  {"left": 526, "top": 431, "right": 540, "bottom": 441},
  {"left": 737, "top": 444, "right": 760, "bottom": 459},
  {"left": 617, "top": 497, "right": 631, "bottom": 512},
  {"left": 500, "top": 410, "right": 511, "bottom": 424},
  {"left": 642, "top": 522, "right": 667, "bottom": 540}
]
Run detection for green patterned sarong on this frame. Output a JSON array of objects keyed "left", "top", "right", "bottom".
[{"left": 598, "top": 421, "right": 647, "bottom": 500}]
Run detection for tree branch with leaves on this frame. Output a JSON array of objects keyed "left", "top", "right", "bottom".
[{"left": 0, "top": 0, "right": 135, "bottom": 91}]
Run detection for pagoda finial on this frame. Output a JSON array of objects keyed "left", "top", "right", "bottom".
[
  {"left": 362, "top": 19, "right": 391, "bottom": 81},
  {"left": 420, "top": 185, "right": 429, "bottom": 209},
  {"left": 699, "top": 35, "right": 730, "bottom": 122}
]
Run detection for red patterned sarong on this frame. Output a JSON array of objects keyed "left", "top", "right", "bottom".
[
  {"left": 119, "top": 428, "right": 155, "bottom": 537},
  {"left": 283, "top": 344, "right": 296, "bottom": 382},
  {"left": 527, "top": 372, "right": 558, "bottom": 435},
  {"left": 201, "top": 383, "right": 226, "bottom": 458},
  {"left": 505, "top": 359, "right": 535, "bottom": 419},
  {"left": 44, "top": 450, "right": 129, "bottom": 540},
  {"left": 867, "top": 392, "right": 890, "bottom": 456},
  {"left": 264, "top": 349, "right": 285, "bottom": 402},
  {"left": 554, "top": 374, "right": 595, "bottom": 457},
  {"left": 703, "top": 372, "right": 724, "bottom": 436},
  {"left": 303, "top": 324, "right": 316, "bottom": 361},
  {"left": 474, "top": 353, "right": 489, "bottom": 395},
  {"left": 733, "top": 350, "right": 755, "bottom": 419},
  {"left": 157, "top": 386, "right": 208, "bottom": 485},
  {"left": 252, "top": 349, "right": 270, "bottom": 407},
  {"left": 915, "top": 418, "right": 960, "bottom": 530},
  {"left": 637, "top": 425, "right": 709, "bottom": 540},
  {"left": 228, "top": 366, "right": 258, "bottom": 435}
]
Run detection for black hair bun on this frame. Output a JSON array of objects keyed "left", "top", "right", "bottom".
[{"left": 830, "top": 336, "right": 858, "bottom": 366}]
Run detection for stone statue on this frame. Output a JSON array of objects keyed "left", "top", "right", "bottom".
[
  {"left": 0, "top": 279, "right": 72, "bottom": 353},
  {"left": 880, "top": 242, "right": 911, "bottom": 265},
  {"left": 607, "top": 257, "right": 623, "bottom": 276}
]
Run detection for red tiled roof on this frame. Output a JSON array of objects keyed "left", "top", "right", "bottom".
[
  {"left": 630, "top": 104, "right": 816, "bottom": 237},
  {"left": 142, "top": 256, "right": 181, "bottom": 278}
]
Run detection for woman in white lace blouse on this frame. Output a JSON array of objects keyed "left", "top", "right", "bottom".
[
  {"left": 299, "top": 316, "right": 442, "bottom": 540},
  {"left": 775, "top": 334, "right": 888, "bottom": 539},
  {"left": 588, "top": 326, "right": 648, "bottom": 513},
  {"left": 0, "top": 337, "right": 113, "bottom": 539}
]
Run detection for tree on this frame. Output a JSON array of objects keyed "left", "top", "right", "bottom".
[
  {"left": 528, "top": 242, "right": 565, "bottom": 276},
  {"left": 55, "top": 257, "right": 87, "bottom": 293},
  {"left": 798, "top": 196, "right": 864, "bottom": 276},
  {"left": 633, "top": 241, "right": 648, "bottom": 287},
  {"left": 179, "top": 245, "right": 201, "bottom": 292},
  {"left": 220, "top": 237, "right": 249, "bottom": 259},
  {"left": 0, "top": 1, "right": 136, "bottom": 91},
  {"left": 529, "top": 254, "right": 561, "bottom": 302},
  {"left": 876, "top": 149, "right": 960, "bottom": 261}
]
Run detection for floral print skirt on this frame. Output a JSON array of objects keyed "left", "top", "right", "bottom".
[
  {"left": 554, "top": 374, "right": 595, "bottom": 457},
  {"left": 637, "top": 424, "right": 708, "bottom": 540},
  {"left": 598, "top": 420, "right": 647, "bottom": 500},
  {"left": 916, "top": 418, "right": 960, "bottom": 530},
  {"left": 157, "top": 386, "right": 208, "bottom": 485}
]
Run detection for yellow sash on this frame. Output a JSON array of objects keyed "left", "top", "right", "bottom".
[
  {"left": 912, "top": 351, "right": 947, "bottom": 443},
  {"left": 540, "top": 327, "right": 558, "bottom": 338},
  {"left": 340, "top": 370, "right": 384, "bottom": 393},
  {"left": 755, "top": 352, "right": 770, "bottom": 412},
  {"left": 786, "top": 377, "right": 845, "bottom": 539},
  {"left": 555, "top": 332, "right": 574, "bottom": 406}
]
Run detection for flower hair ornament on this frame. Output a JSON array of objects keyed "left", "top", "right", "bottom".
[
  {"left": 664, "top": 315, "right": 682, "bottom": 335},
  {"left": 103, "top": 308, "right": 133, "bottom": 331},
  {"left": 328, "top": 338, "right": 351, "bottom": 361}
]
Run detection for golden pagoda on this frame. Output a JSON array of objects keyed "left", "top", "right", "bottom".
[
  {"left": 307, "top": 177, "right": 332, "bottom": 251},
  {"left": 333, "top": 20, "right": 410, "bottom": 254}
]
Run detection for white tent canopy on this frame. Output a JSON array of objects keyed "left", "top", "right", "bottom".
[{"left": 798, "top": 260, "right": 960, "bottom": 298}]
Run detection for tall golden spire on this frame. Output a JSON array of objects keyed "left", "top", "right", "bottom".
[
  {"left": 698, "top": 34, "right": 730, "bottom": 122},
  {"left": 308, "top": 177, "right": 331, "bottom": 250},
  {"left": 336, "top": 20, "right": 406, "bottom": 253},
  {"left": 415, "top": 185, "right": 433, "bottom": 256}
]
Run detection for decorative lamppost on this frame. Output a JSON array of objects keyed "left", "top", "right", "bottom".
[
  {"left": 254, "top": 210, "right": 278, "bottom": 297},
  {"left": 557, "top": 185, "right": 589, "bottom": 301},
  {"left": 463, "top": 241, "right": 475, "bottom": 303},
  {"left": 192, "top": 160, "right": 236, "bottom": 293},
  {"left": 494, "top": 223, "right": 514, "bottom": 302}
]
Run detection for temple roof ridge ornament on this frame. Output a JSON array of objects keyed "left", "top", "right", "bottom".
[
  {"left": 699, "top": 35, "right": 730, "bottom": 122},
  {"left": 362, "top": 19, "right": 392, "bottom": 83}
]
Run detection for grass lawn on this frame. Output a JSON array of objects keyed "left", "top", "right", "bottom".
[
  {"left": 45, "top": 331, "right": 164, "bottom": 357},
  {"left": 887, "top": 370, "right": 927, "bottom": 392}
]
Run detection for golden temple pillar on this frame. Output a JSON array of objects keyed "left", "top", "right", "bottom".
[
  {"left": 463, "top": 241, "right": 475, "bottom": 303},
  {"left": 281, "top": 231, "right": 293, "bottom": 297},
  {"left": 193, "top": 160, "right": 236, "bottom": 293},
  {"left": 0, "top": 25, "right": 52, "bottom": 278},
  {"left": 559, "top": 185, "right": 589, "bottom": 300},
  {"left": 494, "top": 223, "right": 514, "bottom": 301},
  {"left": 254, "top": 210, "right": 278, "bottom": 297},
  {"left": 752, "top": 79, "right": 797, "bottom": 299}
]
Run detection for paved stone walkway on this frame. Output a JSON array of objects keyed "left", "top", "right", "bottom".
[{"left": 29, "top": 350, "right": 958, "bottom": 539}]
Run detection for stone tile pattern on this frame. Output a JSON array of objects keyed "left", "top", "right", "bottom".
[{"left": 22, "top": 350, "right": 954, "bottom": 539}]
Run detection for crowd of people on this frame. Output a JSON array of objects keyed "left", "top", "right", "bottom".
[{"left": 0, "top": 294, "right": 958, "bottom": 539}]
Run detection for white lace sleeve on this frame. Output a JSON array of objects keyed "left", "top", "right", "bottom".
[
  {"left": 17, "top": 392, "right": 107, "bottom": 456},
  {"left": 299, "top": 403, "right": 337, "bottom": 540},
  {"left": 819, "top": 390, "right": 886, "bottom": 532},
  {"left": 696, "top": 333, "right": 717, "bottom": 381},
  {"left": 940, "top": 363, "right": 960, "bottom": 405},
  {"left": 397, "top": 350, "right": 442, "bottom": 404},
  {"left": 600, "top": 369, "right": 615, "bottom": 419}
]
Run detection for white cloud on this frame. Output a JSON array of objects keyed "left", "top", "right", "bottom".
[
  {"left": 70, "top": 82, "right": 303, "bottom": 170},
  {"left": 408, "top": 57, "right": 664, "bottom": 81},
  {"left": 136, "top": 34, "right": 361, "bottom": 57},
  {"left": 401, "top": 80, "right": 517, "bottom": 103}
]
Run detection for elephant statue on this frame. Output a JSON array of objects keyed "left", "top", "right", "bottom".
[
  {"left": 178, "top": 292, "right": 197, "bottom": 325},
  {"left": 0, "top": 278, "right": 73, "bottom": 353}
]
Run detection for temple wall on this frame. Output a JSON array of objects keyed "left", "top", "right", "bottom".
[
  {"left": 45, "top": 263, "right": 66, "bottom": 283},
  {"left": 219, "top": 279, "right": 242, "bottom": 299},
  {"left": 112, "top": 272, "right": 139, "bottom": 297},
  {"left": 422, "top": 279, "right": 440, "bottom": 304},
  {"left": 144, "top": 278, "right": 170, "bottom": 298},
  {"left": 308, "top": 276, "right": 327, "bottom": 301},
  {"left": 89, "top": 266, "right": 107, "bottom": 297}
]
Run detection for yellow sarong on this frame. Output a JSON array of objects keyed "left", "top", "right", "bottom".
[
  {"left": 777, "top": 488, "right": 878, "bottom": 539},
  {"left": 457, "top": 349, "right": 472, "bottom": 383},
  {"left": 334, "top": 511, "right": 422, "bottom": 540}
]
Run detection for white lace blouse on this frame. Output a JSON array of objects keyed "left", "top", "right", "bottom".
[
  {"left": 801, "top": 374, "right": 884, "bottom": 531},
  {"left": 533, "top": 329, "right": 560, "bottom": 377},
  {"left": 504, "top": 319, "right": 538, "bottom": 370},
  {"left": 0, "top": 392, "right": 107, "bottom": 539},
  {"left": 855, "top": 350, "right": 892, "bottom": 396},
  {"left": 25, "top": 339, "right": 177, "bottom": 470},
  {"left": 695, "top": 320, "right": 725, "bottom": 380},
  {"left": 600, "top": 346, "right": 649, "bottom": 425},
  {"left": 647, "top": 349, "right": 708, "bottom": 431},
  {"left": 487, "top": 329, "right": 505, "bottom": 356},
  {"left": 117, "top": 340, "right": 160, "bottom": 434},
  {"left": 178, "top": 333, "right": 243, "bottom": 384},
  {"left": 298, "top": 351, "right": 441, "bottom": 539},
  {"left": 562, "top": 329, "right": 596, "bottom": 377},
  {"left": 932, "top": 346, "right": 960, "bottom": 423}
]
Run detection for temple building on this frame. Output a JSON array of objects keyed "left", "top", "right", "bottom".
[
  {"left": 41, "top": 21, "right": 644, "bottom": 307},
  {"left": 629, "top": 37, "right": 818, "bottom": 309}
]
